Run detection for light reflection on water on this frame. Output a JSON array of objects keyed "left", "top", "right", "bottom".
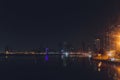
[
  {"left": 45, "top": 54, "right": 49, "bottom": 61},
  {"left": 0, "top": 54, "right": 120, "bottom": 80},
  {"left": 61, "top": 54, "right": 68, "bottom": 67},
  {"left": 91, "top": 60, "right": 120, "bottom": 80}
]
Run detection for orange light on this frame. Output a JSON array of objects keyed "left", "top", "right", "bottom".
[
  {"left": 98, "top": 54, "right": 101, "bottom": 57},
  {"left": 106, "top": 50, "right": 115, "bottom": 57},
  {"left": 111, "top": 28, "right": 120, "bottom": 52}
]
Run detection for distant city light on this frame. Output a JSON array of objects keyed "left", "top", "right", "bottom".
[
  {"left": 65, "top": 52, "right": 69, "bottom": 57},
  {"left": 110, "top": 58, "right": 115, "bottom": 61},
  {"left": 107, "top": 53, "right": 112, "bottom": 57},
  {"left": 106, "top": 50, "right": 115, "bottom": 57},
  {"left": 110, "top": 26, "right": 120, "bottom": 52},
  {"left": 88, "top": 55, "right": 92, "bottom": 58}
]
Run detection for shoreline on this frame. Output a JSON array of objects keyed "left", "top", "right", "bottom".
[{"left": 91, "top": 58, "right": 120, "bottom": 64}]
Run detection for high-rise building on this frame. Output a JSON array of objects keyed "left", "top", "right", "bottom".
[{"left": 95, "top": 38, "right": 100, "bottom": 52}]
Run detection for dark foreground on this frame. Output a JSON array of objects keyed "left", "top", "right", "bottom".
[{"left": 0, "top": 54, "right": 119, "bottom": 80}]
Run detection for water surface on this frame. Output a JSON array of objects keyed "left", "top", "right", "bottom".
[{"left": 0, "top": 54, "right": 118, "bottom": 80}]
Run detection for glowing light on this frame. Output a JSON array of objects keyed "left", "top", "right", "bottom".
[
  {"left": 98, "top": 62, "right": 102, "bottom": 67},
  {"left": 96, "top": 38, "right": 100, "bottom": 41},
  {"left": 45, "top": 55, "right": 48, "bottom": 61},
  {"left": 98, "top": 68, "right": 101, "bottom": 72},
  {"left": 107, "top": 53, "right": 112, "bottom": 57},
  {"left": 110, "top": 58, "right": 115, "bottom": 61},
  {"left": 6, "top": 51, "right": 9, "bottom": 54},
  {"left": 65, "top": 52, "right": 69, "bottom": 57},
  {"left": 106, "top": 50, "right": 115, "bottom": 57},
  {"left": 110, "top": 27, "right": 120, "bottom": 52},
  {"left": 98, "top": 54, "right": 101, "bottom": 57},
  {"left": 88, "top": 55, "right": 92, "bottom": 58},
  {"left": 114, "top": 34, "right": 120, "bottom": 51}
]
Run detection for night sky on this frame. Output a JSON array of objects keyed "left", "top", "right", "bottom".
[{"left": 0, "top": 0, "right": 120, "bottom": 50}]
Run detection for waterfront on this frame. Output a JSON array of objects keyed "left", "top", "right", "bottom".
[{"left": 0, "top": 54, "right": 119, "bottom": 80}]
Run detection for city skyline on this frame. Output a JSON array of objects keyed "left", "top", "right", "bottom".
[{"left": 0, "top": 0, "right": 120, "bottom": 50}]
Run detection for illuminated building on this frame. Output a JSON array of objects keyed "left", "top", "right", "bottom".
[{"left": 107, "top": 25, "right": 120, "bottom": 51}]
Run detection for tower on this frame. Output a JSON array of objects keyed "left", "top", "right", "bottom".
[{"left": 95, "top": 38, "right": 100, "bottom": 52}]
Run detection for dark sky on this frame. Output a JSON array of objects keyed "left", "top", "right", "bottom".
[{"left": 0, "top": 0, "right": 120, "bottom": 50}]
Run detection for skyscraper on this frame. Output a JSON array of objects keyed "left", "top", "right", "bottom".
[{"left": 95, "top": 38, "right": 100, "bottom": 52}]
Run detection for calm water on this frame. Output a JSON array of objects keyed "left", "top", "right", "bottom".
[{"left": 0, "top": 54, "right": 119, "bottom": 80}]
